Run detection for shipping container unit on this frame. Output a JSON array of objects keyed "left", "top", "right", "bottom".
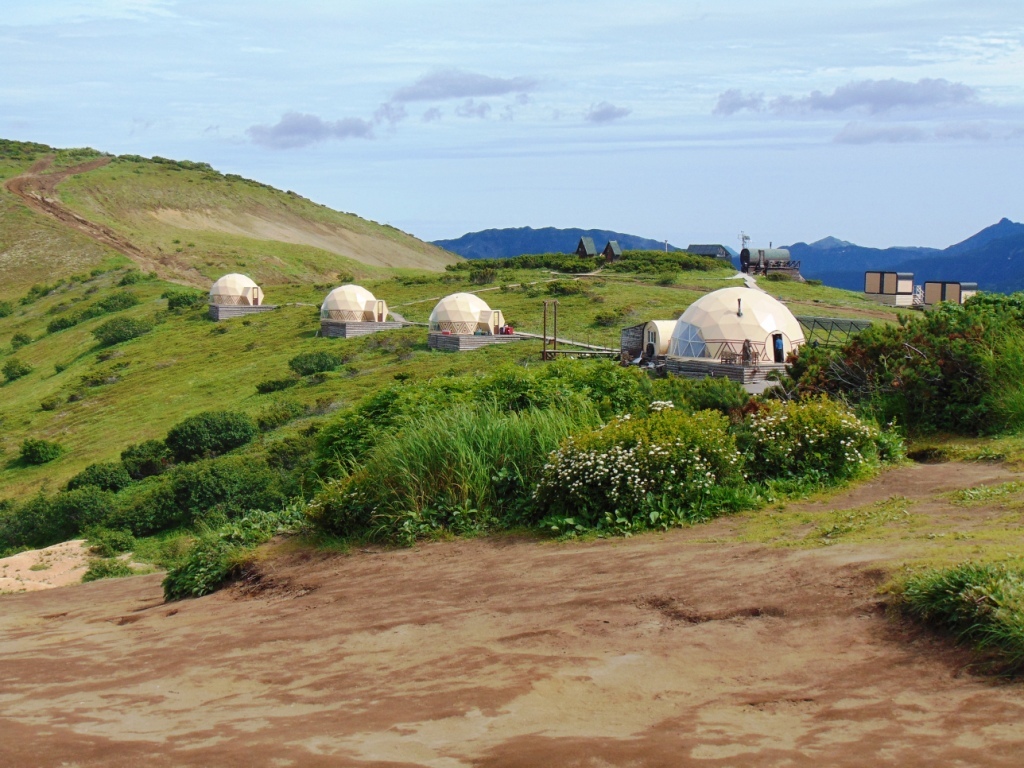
[
  {"left": 863, "top": 271, "right": 915, "bottom": 306},
  {"left": 922, "top": 281, "right": 978, "bottom": 306}
]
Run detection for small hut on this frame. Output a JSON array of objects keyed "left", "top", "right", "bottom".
[
  {"left": 320, "top": 284, "right": 402, "bottom": 338},
  {"left": 208, "top": 273, "right": 277, "bottom": 320},
  {"left": 923, "top": 281, "right": 978, "bottom": 306},
  {"left": 602, "top": 240, "right": 622, "bottom": 262},
  {"left": 864, "top": 271, "right": 915, "bottom": 306},
  {"left": 687, "top": 244, "right": 732, "bottom": 261},
  {"left": 662, "top": 287, "right": 804, "bottom": 384},
  {"left": 576, "top": 237, "right": 598, "bottom": 258},
  {"left": 427, "top": 292, "right": 521, "bottom": 352}
]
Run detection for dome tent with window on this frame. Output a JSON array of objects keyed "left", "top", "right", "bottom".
[
  {"left": 427, "top": 292, "right": 522, "bottom": 351},
  {"left": 664, "top": 286, "right": 804, "bottom": 385},
  {"left": 208, "top": 273, "right": 277, "bottom": 320},
  {"left": 320, "top": 284, "right": 402, "bottom": 338}
]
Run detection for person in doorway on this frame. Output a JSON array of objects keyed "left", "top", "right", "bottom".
[
  {"left": 741, "top": 339, "right": 753, "bottom": 364},
  {"left": 773, "top": 334, "right": 785, "bottom": 363}
]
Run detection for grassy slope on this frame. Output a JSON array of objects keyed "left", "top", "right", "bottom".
[
  {"left": 0, "top": 145, "right": 130, "bottom": 300},
  {"left": 55, "top": 154, "right": 457, "bottom": 282}
]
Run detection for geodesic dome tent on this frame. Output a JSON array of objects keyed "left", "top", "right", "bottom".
[
  {"left": 668, "top": 287, "right": 804, "bottom": 361},
  {"left": 429, "top": 292, "right": 505, "bottom": 335},
  {"left": 209, "top": 273, "right": 264, "bottom": 306},
  {"left": 320, "top": 284, "right": 388, "bottom": 322}
]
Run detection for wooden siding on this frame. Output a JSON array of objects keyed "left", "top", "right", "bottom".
[
  {"left": 321, "top": 321, "right": 405, "bottom": 338},
  {"left": 208, "top": 304, "right": 278, "bottom": 321}
]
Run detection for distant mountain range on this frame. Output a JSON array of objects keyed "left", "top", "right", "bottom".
[
  {"left": 432, "top": 227, "right": 681, "bottom": 259},
  {"left": 434, "top": 220, "right": 1024, "bottom": 294},
  {"left": 785, "top": 218, "right": 1024, "bottom": 294}
]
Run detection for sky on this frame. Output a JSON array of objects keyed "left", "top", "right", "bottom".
[{"left": 2, "top": 1, "right": 1023, "bottom": 250}]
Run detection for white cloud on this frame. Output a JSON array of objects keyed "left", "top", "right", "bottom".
[
  {"left": 392, "top": 69, "right": 538, "bottom": 102},
  {"left": 247, "top": 112, "right": 374, "bottom": 149}
]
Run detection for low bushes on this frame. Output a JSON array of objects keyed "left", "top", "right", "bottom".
[
  {"left": 3, "top": 358, "right": 32, "bottom": 383},
  {"left": 121, "top": 439, "right": 173, "bottom": 479},
  {"left": 20, "top": 438, "right": 64, "bottom": 465},
  {"left": 288, "top": 351, "right": 343, "bottom": 376},
  {"left": 534, "top": 408, "right": 745, "bottom": 535},
  {"left": 164, "top": 411, "right": 257, "bottom": 462},
  {"left": 163, "top": 504, "right": 307, "bottom": 600},
  {"left": 82, "top": 558, "right": 134, "bottom": 582},
  {"left": 46, "top": 291, "right": 141, "bottom": 334},
  {"left": 255, "top": 378, "right": 298, "bottom": 394},
  {"left": 738, "top": 397, "right": 880, "bottom": 484},
  {"left": 164, "top": 289, "right": 206, "bottom": 310},
  {"left": 66, "top": 462, "right": 133, "bottom": 492},
  {"left": 898, "top": 562, "right": 1024, "bottom": 671},
  {"left": 92, "top": 316, "right": 152, "bottom": 346}
]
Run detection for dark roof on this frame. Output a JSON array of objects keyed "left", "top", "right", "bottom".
[
  {"left": 577, "top": 237, "right": 597, "bottom": 256},
  {"left": 687, "top": 244, "right": 730, "bottom": 257},
  {"left": 603, "top": 240, "right": 622, "bottom": 256}
]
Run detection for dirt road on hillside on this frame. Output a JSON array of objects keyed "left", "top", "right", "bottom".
[
  {"left": 4, "top": 156, "right": 187, "bottom": 279},
  {"left": 3, "top": 462, "right": 1024, "bottom": 767}
]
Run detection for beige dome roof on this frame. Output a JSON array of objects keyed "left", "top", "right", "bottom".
[
  {"left": 209, "top": 273, "right": 263, "bottom": 306},
  {"left": 321, "top": 284, "right": 386, "bottom": 322},
  {"left": 668, "top": 287, "right": 804, "bottom": 359},
  {"left": 429, "top": 292, "right": 505, "bottom": 335}
]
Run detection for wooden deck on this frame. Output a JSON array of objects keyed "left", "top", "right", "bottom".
[
  {"left": 320, "top": 321, "right": 405, "bottom": 338},
  {"left": 208, "top": 304, "right": 278, "bottom": 321},
  {"left": 427, "top": 332, "right": 529, "bottom": 352},
  {"left": 663, "top": 357, "right": 787, "bottom": 384}
]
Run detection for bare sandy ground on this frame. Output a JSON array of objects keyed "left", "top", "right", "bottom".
[
  {"left": 0, "top": 539, "right": 89, "bottom": 593},
  {"left": 3, "top": 463, "right": 1024, "bottom": 767}
]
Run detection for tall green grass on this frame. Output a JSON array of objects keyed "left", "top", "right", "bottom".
[
  {"left": 899, "top": 562, "right": 1024, "bottom": 671},
  {"left": 308, "top": 401, "right": 600, "bottom": 542}
]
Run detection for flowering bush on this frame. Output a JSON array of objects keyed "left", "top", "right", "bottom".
[
  {"left": 533, "top": 408, "right": 745, "bottom": 535},
  {"left": 739, "top": 397, "right": 880, "bottom": 483}
]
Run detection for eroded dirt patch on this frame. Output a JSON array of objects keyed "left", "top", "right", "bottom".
[{"left": 2, "top": 463, "right": 1024, "bottom": 767}]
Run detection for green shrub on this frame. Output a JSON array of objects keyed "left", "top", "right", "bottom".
[
  {"left": 899, "top": 562, "right": 1024, "bottom": 670},
  {"left": 86, "top": 527, "right": 136, "bottom": 558},
  {"left": 0, "top": 300, "right": 12, "bottom": 318},
  {"left": 593, "top": 308, "right": 631, "bottom": 327},
  {"left": 534, "top": 408, "right": 745, "bottom": 535},
  {"left": 39, "top": 394, "right": 63, "bottom": 411},
  {"left": 256, "top": 399, "right": 306, "bottom": 432},
  {"left": 82, "top": 558, "right": 134, "bottom": 582},
  {"left": 606, "top": 250, "right": 720, "bottom": 275},
  {"left": 469, "top": 267, "right": 498, "bottom": 285},
  {"left": 656, "top": 272, "right": 678, "bottom": 286},
  {"left": 0, "top": 487, "right": 116, "bottom": 549},
  {"left": 20, "top": 438, "right": 64, "bottom": 465},
  {"left": 66, "top": 462, "right": 133, "bottom": 493},
  {"left": 118, "top": 270, "right": 142, "bottom": 286},
  {"left": 47, "top": 315, "right": 78, "bottom": 334},
  {"left": 164, "top": 411, "right": 258, "bottom": 462},
  {"left": 10, "top": 332, "right": 31, "bottom": 350},
  {"left": 547, "top": 280, "right": 590, "bottom": 296},
  {"left": 167, "top": 455, "right": 285, "bottom": 524},
  {"left": 255, "top": 377, "right": 299, "bottom": 394},
  {"left": 121, "top": 439, "right": 173, "bottom": 479},
  {"left": 92, "top": 316, "right": 152, "bottom": 346},
  {"left": 3, "top": 358, "right": 32, "bottom": 382},
  {"left": 737, "top": 397, "right": 881, "bottom": 484},
  {"left": 164, "top": 289, "right": 206, "bottom": 310},
  {"left": 97, "top": 290, "right": 140, "bottom": 312},
  {"left": 288, "top": 351, "right": 342, "bottom": 376},
  {"left": 106, "top": 477, "right": 178, "bottom": 536},
  {"left": 308, "top": 403, "right": 598, "bottom": 542},
  {"left": 651, "top": 376, "right": 750, "bottom": 417},
  {"left": 162, "top": 505, "right": 306, "bottom": 600}
]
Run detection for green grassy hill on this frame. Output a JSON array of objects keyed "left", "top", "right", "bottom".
[{"left": 0, "top": 139, "right": 457, "bottom": 300}]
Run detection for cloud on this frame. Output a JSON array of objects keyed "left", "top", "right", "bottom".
[
  {"left": 373, "top": 102, "right": 407, "bottom": 126},
  {"left": 421, "top": 107, "right": 442, "bottom": 123},
  {"left": 833, "top": 122, "right": 928, "bottom": 144},
  {"left": 713, "top": 89, "right": 765, "bottom": 116},
  {"left": 715, "top": 78, "right": 978, "bottom": 117},
  {"left": 934, "top": 122, "right": 992, "bottom": 141},
  {"left": 455, "top": 99, "right": 491, "bottom": 119},
  {"left": 392, "top": 69, "right": 538, "bottom": 102},
  {"left": 585, "top": 102, "right": 631, "bottom": 124},
  {"left": 247, "top": 112, "right": 374, "bottom": 149}
]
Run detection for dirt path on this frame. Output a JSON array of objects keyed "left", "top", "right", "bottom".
[
  {"left": 2, "top": 462, "right": 1024, "bottom": 767},
  {"left": 3, "top": 155, "right": 185, "bottom": 279}
]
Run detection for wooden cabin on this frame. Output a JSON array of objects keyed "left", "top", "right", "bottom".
[
  {"left": 923, "top": 281, "right": 978, "bottom": 306},
  {"left": 864, "top": 271, "right": 915, "bottom": 306},
  {"left": 576, "top": 237, "right": 598, "bottom": 258}
]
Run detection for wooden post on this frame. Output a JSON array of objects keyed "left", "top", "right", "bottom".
[
  {"left": 553, "top": 300, "right": 558, "bottom": 354},
  {"left": 542, "top": 301, "right": 548, "bottom": 360}
]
